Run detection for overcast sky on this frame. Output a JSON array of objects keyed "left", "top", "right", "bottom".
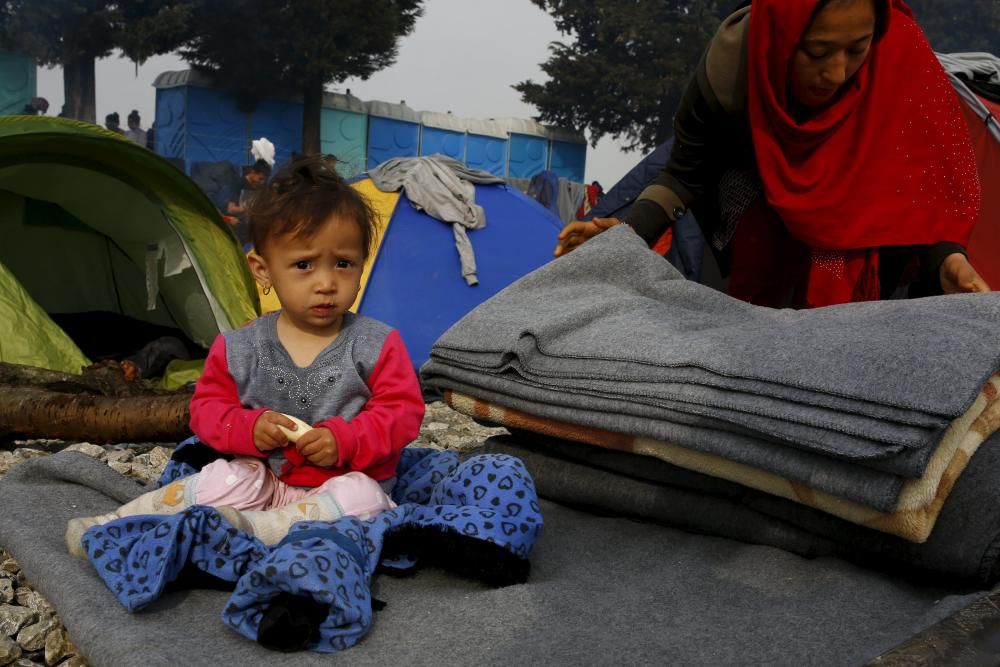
[{"left": 36, "top": 0, "right": 643, "bottom": 188}]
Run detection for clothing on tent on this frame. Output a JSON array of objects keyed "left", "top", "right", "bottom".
[
  {"left": 937, "top": 52, "right": 1000, "bottom": 83},
  {"left": 574, "top": 182, "right": 603, "bottom": 220},
  {"left": 369, "top": 155, "right": 505, "bottom": 286},
  {"left": 516, "top": 174, "right": 585, "bottom": 224},
  {"left": 559, "top": 180, "right": 586, "bottom": 224},
  {"left": 526, "top": 171, "right": 560, "bottom": 218}
]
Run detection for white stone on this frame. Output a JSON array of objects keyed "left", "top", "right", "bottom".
[
  {"left": 0, "top": 604, "right": 36, "bottom": 636},
  {"left": 61, "top": 443, "right": 106, "bottom": 460},
  {"left": 0, "top": 635, "right": 21, "bottom": 665}
]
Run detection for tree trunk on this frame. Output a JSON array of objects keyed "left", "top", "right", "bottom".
[
  {"left": 63, "top": 54, "right": 97, "bottom": 123},
  {"left": 0, "top": 386, "right": 191, "bottom": 443},
  {"left": 302, "top": 75, "right": 324, "bottom": 155}
]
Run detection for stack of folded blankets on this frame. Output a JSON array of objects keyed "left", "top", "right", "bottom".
[{"left": 421, "top": 225, "right": 1000, "bottom": 584}]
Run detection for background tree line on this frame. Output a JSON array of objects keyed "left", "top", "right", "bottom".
[
  {"left": 0, "top": 0, "right": 423, "bottom": 154},
  {"left": 518, "top": 0, "right": 1000, "bottom": 154},
  {"left": 0, "top": 1, "right": 995, "bottom": 158}
]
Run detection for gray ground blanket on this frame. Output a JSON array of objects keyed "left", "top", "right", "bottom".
[
  {"left": 422, "top": 224, "right": 1000, "bottom": 503},
  {"left": 483, "top": 428, "right": 1000, "bottom": 586},
  {"left": 0, "top": 451, "right": 989, "bottom": 667}
]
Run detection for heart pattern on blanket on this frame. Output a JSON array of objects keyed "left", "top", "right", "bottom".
[{"left": 85, "top": 445, "right": 544, "bottom": 653}]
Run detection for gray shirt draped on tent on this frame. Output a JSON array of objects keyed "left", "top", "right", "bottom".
[{"left": 369, "top": 156, "right": 505, "bottom": 286}]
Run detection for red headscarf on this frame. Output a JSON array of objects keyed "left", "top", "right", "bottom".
[{"left": 738, "top": 0, "right": 980, "bottom": 307}]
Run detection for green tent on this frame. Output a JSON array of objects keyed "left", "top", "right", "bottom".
[{"left": 0, "top": 116, "right": 259, "bottom": 374}]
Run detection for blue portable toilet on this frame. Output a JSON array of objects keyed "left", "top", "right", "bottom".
[
  {"left": 0, "top": 53, "right": 35, "bottom": 116},
  {"left": 251, "top": 99, "right": 302, "bottom": 168},
  {"left": 547, "top": 126, "right": 587, "bottom": 183},
  {"left": 153, "top": 70, "right": 250, "bottom": 173},
  {"left": 499, "top": 118, "right": 549, "bottom": 179},
  {"left": 419, "top": 111, "right": 467, "bottom": 161},
  {"left": 365, "top": 100, "right": 420, "bottom": 169},
  {"left": 321, "top": 91, "right": 367, "bottom": 177},
  {"left": 464, "top": 119, "right": 508, "bottom": 177}
]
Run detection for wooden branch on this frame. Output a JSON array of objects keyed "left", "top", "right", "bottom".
[
  {"left": 0, "top": 385, "right": 192, "bottom": 443},
  {"left": 0, "top": 360, "right": 157, "bottom": 397}
]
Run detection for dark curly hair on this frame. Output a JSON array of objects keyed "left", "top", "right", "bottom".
[{"left": 247, "top": 154, "right": 377, "bottom": 258}]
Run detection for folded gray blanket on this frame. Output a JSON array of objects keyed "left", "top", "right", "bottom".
[
  {"left": 422, "top": 224, "right": 1000, "bottom": 504},
  {"left": 0, "top": 451, "right": 988, "bottom": 666},
  {"left": 427, "top": 373, "right": 911, "bottom": 510},
  {"left": 483, "top": 427, "right": 1000, "bottom": 586}
]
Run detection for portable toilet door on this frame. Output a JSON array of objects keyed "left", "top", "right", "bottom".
[
  {"left": 251, "top": 99, "right": 303, "bottom": 169},
  {"left": 365, "top": 100, "right": 420, "bottom": 169},
  {"left": 547, "top": 126, "right": 587, "bottom": 183},
  {"left": 498, "top": 117, "right": 549, "bottom": 179},
  {"left": 465, "top": 119, "right": 508, "bottom": 177},
  {"left": 419, "top": 111, "right": 467, "bottom": 162},
  {"left": 153, "top": 70, "right": 249, "bottom": 174},
  {"left": 0, "top": 52, "right": 35, "bottom": 116},
  {"left": 321, "top": 91, "right": 367, "bottom": 178}
]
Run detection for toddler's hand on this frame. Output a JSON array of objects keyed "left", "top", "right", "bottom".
[
  {"left": 296, "top": 427, "right": 339, "bottom": 468},
  {"left": 253, "top": 411, "right": 297, "bottom": 451}
]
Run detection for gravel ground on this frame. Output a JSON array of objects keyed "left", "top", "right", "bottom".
[{"left": 0, "top": 401, "right": 506, "bottom": 667}]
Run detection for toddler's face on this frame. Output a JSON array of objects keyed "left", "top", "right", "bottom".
[{"left": 258, "top": 213, "right": 365, "bottom": 337}]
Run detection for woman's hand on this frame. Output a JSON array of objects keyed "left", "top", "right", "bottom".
[
  {"left": 940, "top": 253, "right": 991, "bottom": 294},
  {"left": 554, "top": 217, "right": 622, "bottom": 257}
]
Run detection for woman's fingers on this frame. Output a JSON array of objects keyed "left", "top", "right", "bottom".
[
  {"left": 554, "top": 219, "right": 622, "bottom": 257},
  {"left": 557, "top": 220, "right": 589, "bottom": 241},
  {"left": 940, "top": 253, "right": 992, "bottom": 294},
  {"left": 966, "top": 272, "right": 991, "bottom": 292}
]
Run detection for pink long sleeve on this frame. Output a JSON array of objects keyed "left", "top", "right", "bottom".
[{"left": 188, "top": 335, "right": 269, "bottom": 458}]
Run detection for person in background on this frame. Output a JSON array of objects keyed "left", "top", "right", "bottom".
[
  {"left": 21, "top": 97, "right": 48, "bottom": 115},
  {"left": 124, "top": 110, "right": 147, "bottom": 146},
  {"left": 104, "top": 112, "right": 124, "bottom": 135},
  {"left": 555, "top": 0, "right": 989, "bottom": 307},
  {"left": 65, "top": 154, "right": 425, "bottom": 554},
  {"left": 222, "top": 159, "right": 271, "bottom": 246},
  {"left": 145, "top": 121, "right": 156, "bottom": 151}
]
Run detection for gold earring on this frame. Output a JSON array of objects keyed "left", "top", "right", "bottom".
[{"left": 262, "top": 285, "right": 271, "bottom": 295}]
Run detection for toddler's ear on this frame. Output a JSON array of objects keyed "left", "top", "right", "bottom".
[{"left": 247, "top": 250, "right": 271, "bottom": 287}]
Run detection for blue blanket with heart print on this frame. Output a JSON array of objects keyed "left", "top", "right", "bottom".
[{"left": 80, "top": 443, "right": 543, "bottom": 653}]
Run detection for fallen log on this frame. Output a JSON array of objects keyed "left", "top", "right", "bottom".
[
  {"left": 0, "top": 360, "right": 148, "bottom": 397},
  {"left": 0, "top": 385, "right": 191, "bottom": 443}
]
